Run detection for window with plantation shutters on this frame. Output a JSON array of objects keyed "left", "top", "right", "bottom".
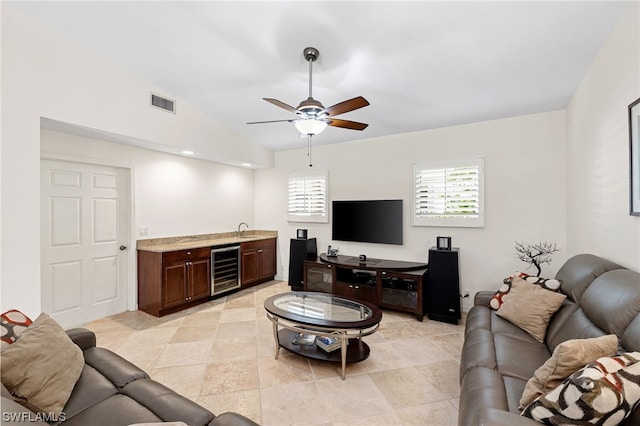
[
  {"left": 412, "top": 159, "right": 484, "bottom": 228},
  {"left": 287, "top": 171, "right": 328, "bottom": 223}
]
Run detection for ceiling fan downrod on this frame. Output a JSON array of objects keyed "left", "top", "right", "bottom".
[{"left": 303, "top": 47, "right": 319, "bottom": 101}]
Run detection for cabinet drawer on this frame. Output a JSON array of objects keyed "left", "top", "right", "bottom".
[
  {"left": 162, "top": 247, "right": 210, "bottom": 263},
  {"left": 240, "top": 238, "right": 275, "bottom": 251}
]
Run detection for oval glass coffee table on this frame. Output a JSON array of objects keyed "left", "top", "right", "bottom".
[{"left": 264, "top": 292, "right": 383, "bottom": 379}]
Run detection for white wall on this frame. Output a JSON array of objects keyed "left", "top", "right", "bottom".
[
  {"left": 566, "top": 2, "right": 640, "bottom": 271},
  {"left": 256, "top": 110, "right": 567, "bottom": 310},
  {"left": 41, "top": 129, "right": 255, "bottom": 239},
  {"left": 1, "top": 5, "right": 272, "bottom": 317}
]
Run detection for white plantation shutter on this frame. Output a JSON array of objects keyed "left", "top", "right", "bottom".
[
  {"left": 287, "top": 171, "right": 328, "bottom": 223},
  {"left": 412, "top": 159, "right": 484, "bottom": 227}
]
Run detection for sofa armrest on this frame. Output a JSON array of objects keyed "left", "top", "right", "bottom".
[
  {"left": 474, "top": 291, "right": 494, "bottom": 307},
  {"left": 66, "top": 327, "right": 97, "bottom": 351},
  {"left": 477, "top": 408, "right": 541, "bottom": 426},
  {"left": 210, "top": 412, "right": 260, "bottom": 426}
]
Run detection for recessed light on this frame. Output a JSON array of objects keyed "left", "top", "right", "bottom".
[
  {"left": 242, "top": 163, "right": 252, "bottom": 167},
  {"left": 181, "top": 150, "right": 194, "bottom": 155}
]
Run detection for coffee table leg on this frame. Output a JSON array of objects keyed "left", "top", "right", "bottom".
[
  {"left": 340, "top": 332, "right": 347, "bottom": 380},
  {"left": 272, "top": 318, "right": 280, "bottom": 360}
]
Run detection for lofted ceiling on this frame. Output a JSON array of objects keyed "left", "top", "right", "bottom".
[{"left": 8, "top": 1, "right": 629, "bottom": 152}]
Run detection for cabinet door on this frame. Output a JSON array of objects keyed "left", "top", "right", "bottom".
[
  {"left": 259, "top": 242, "right": 276, "bottom": 279},
  {"left": 162, "top": 260, "right": 187, "bottom": 309},
  {"left": 189, "top": 257, "right": 211, "bottom": 301},
  {"left": 352, "top": 284, "right": 378, "bottom": 305},
  {"left": 380, "top": 271, "right": 420, "bottom": 311},
  {"left": 334, "top": 281, "right": 376, "bottom": 305},
  {"left": 241, "top": 248, "right": 260, "bottom": 286},
  {"left": 304, "top": 262, "right": 334, "bottom": 293}
]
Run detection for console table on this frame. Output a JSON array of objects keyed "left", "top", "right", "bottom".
[{"left": 303, "top": 254, "right": 428, "bottom": 321}]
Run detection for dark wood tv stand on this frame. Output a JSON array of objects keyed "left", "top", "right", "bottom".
[{"left": 303, "top": 253, "right": 428, "bottom": 321}]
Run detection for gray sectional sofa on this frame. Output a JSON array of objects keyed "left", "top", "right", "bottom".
[
  {"left": 1, "top": 328, "right": 258, "bottom": 426},
  {"left": 458, "top": 254, "right": 640, "bottom": 426}
]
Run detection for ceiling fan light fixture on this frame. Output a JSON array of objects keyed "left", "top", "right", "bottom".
[{"left": 294, "top": 119, "right": 327, "bottom": 136}]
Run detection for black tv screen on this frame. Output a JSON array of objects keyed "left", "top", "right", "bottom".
[{"left": 332, "top": 200, "right": 403, "bottom": 245}]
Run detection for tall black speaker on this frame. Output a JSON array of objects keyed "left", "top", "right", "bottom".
[
  {"left": 288, "top": 238, "right": 317, "bottom": 290},
  {"left": 427, "top": 247, "right": 461, "bottom": 324}
]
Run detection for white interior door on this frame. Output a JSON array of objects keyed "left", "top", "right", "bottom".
[{"left": 41, "top": 159, "right": 130, "bottom": 328}]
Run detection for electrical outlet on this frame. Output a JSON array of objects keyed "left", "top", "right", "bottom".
[{"left": 139, "top": 226, "right": 149, "bottom": 236}]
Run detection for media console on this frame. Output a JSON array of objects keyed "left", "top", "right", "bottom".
[{"left": 303, "top": 253, "right": 428, "bottom": 321}]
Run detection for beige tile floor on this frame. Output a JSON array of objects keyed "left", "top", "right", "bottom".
[{"left": 85, "top": 281, "right": 465, "bottom": 425}]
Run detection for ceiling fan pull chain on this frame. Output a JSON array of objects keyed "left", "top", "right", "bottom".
[{"left": 308, "top": 135, "right": 313, "bottom": 167}]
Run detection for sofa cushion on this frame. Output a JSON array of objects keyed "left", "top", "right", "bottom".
[
  {"left": 494, "top": 334, "right": 551, "bottom": 381},
  {"left": 83, "top": 347, "right": 148, "bottom": 388},
  {"left": 0, "top": 310, "right": 33, "bottom": 350},
  {"left": 459, "top": 367, "right": 511, "bottom": 425},
  {"left": 519, "top": 334, "right": 618, "bottom": 408},
  {"left": 55, "top": 394, "right": 163, "bottom": 426},
  {"left": 622, "top": 315, "right": 640, "bottom": 352},
  {"left": 60, "top": 364, "right": 119, "bottom": 420},
  {"left": 555, "top": 254, "right": 623, "bottom": 303},
  {"left": 0, "top": 313, "right": 84, "bottom": 415},
  {"left": 581, "top": 270, "right": 640, "bottom": 338},
  {"left": 496, "top": 277, "right": 566, "bottom": 343},
  {"left": 522, "top": 352, "right": 640, "bottom": 425},
  {"left": 459, "top": 328, "right": 497, "bottom": 380},
  {"left": 123, "top": 379, "right": 215, "bottom": 426}
]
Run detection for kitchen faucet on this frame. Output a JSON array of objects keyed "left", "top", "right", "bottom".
[{"left": 237, "top": 222, "right": 249, "bottom": 237}]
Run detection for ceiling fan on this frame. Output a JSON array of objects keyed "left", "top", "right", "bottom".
[{"left": 247, "top": 47, "right": 370, "bottom": 137}]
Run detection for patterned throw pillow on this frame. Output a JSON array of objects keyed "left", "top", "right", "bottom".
[
  {"left": 519, "top": 334, "right": 619, "bottom": 408},
  {"left": 489, "top": 272, "right": 562, "bottom": 310},
  {"left": 522, "top": 352, "right": 640, "bottom": 425},
  {"left": 1, "top": 309, "right": 33, "bottom": 351}
]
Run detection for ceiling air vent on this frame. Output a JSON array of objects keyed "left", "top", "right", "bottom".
[{"left": 151, "top": 93, "right": 175, "bottom": 113}]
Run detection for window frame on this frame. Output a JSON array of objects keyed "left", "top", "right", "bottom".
[
  {"left": 411, "top": 158, "right": 485, "bottom": 228},
  {"left": 287, "top": 170, "right": 329, "bottom": 223}
]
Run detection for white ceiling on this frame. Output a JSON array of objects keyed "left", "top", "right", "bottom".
[{"left": 9, "top": 1, "right": 628, "bottom": 152}]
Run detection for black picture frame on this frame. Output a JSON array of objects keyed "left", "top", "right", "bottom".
[
  {"left": 436, "top": 236, "right": 451, "bottom": 251},
  {"left": 630, "top": 97, "right": 640, "bottom": 216}
]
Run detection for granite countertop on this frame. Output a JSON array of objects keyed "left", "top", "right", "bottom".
[{"left": 136, "top": 230, "right": 277, "bottom": 253}]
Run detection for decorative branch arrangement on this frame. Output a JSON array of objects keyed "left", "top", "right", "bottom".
[{"left": 514, "top": 241, "right": 560, "bottom": 277}]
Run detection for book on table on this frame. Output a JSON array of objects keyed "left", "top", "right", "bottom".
[{"left": 315, "top": 334, "right": 346, "bottom": 352}]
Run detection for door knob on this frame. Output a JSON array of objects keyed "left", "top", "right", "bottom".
[{"left": 119, "top": 245, "right": 127, "bottom": 251}]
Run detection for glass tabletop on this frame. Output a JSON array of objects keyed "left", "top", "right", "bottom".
[{"left": 271, "top": 293, "right": 373, "bottom": 322}]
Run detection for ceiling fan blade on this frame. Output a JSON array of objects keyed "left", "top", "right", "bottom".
[
  {"left": 327, "top": 118, "right": 369, "bottom": 131},
  {"left": 263, "top": 98, "right": 300, "bottom": 114},
  {"left": 322, "top": 96, "right": 369, "bottom": 117},
  {"left": 246, "top": 119, "right": 295, "bottom": 124}
]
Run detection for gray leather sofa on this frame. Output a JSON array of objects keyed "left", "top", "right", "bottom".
[
  {"left": 458, "top": 254, "right": 640, "bottom": 426},
  {"left": 1, "top": 328, "right": 258, "bottom": 426}
]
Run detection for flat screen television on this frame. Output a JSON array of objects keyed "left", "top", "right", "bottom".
[{"left": 332, "top": 199, "right": 403, "bottom": 245}]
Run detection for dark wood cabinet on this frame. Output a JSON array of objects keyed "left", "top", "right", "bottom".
[
  {"left": 240, "top": 238, "right": 277, "bottom": 288},
  {"left": 138, "top": 247, "right": 211, "bottom": 316},
  {"left": 303, "top": 254, "right": 428, "bottom": 321},
  {"left": 427, "top": 247, "right": 461, "bottom": 324}
]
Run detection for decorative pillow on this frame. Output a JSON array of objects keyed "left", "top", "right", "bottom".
[
  {"left": 522, "top": 352, "right": 640, "bottom": 425},
  {"left": 489, "top": 272, "right": 562, "bottom": 310},
  {"left": 495, "top": 276, "right": 566, "bottom": 342},
  {"left": 1, "top": 313, "right": 84, "bottom": 415},
  {"left": 519, "top": 334, "right": 619, "bottom": 408},
  {"left": 1, "top": 310, "right": 33, "bottom": 350}
]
